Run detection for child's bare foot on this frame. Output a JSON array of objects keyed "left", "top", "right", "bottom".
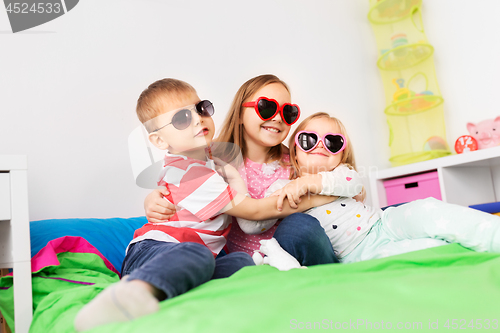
[
  {"left": 257, "top": 238, "right": 306, "bottom": 271},
  {"left": 74, "top": 277, "right": 159, "bottom": 332}
]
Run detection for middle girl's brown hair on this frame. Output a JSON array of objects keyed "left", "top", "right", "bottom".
[{"left": 217, "top": 74, "right": 290, "bottom": 165}]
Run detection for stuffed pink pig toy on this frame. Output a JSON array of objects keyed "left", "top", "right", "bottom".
[{"left": 467, "top": 116, "right": 500, "bottom": 149}]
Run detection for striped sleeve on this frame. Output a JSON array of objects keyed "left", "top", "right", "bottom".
[{"left": 162, "top": 159, "right": 236, "bottom": 221}]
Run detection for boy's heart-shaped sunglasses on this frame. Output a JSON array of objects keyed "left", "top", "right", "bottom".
[
  {"left": 151, "top": 100, "right": 214, "bottom": 132},
  {"left": 295, "top": 131, "right": 347, "bottom": 155},
  {"left": 242, "top": 97, "right": 300, "bottom": 126}
]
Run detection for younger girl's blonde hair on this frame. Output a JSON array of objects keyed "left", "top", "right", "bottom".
[
  {"left": 217, "top": 74, "right": 290, "bottom": 165},
  {"left": 288, "top": 112, "right": 357, "bottom": 179},
  {"left": 289, "top": 112, "right": 366, "bottom": 201}
]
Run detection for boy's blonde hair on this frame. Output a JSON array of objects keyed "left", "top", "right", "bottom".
[
  {"left": 217, "top": 74, "right": 290, "bottom": 165},
  {"left": 136, "top": 78, "right": 197, "bottom": 132}
]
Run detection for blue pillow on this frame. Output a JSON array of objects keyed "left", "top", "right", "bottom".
[{"left": 30, "top": 217, "right": 147, "bottom": 273}]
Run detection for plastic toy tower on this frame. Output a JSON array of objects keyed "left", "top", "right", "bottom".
[{"left": 368, "top": 0, "right": 451, "bottom": 166}]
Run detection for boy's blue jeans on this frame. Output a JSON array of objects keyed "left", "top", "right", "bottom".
[
  {"left": 274, "top": 213, "right": 339, "bottom": 266},
  {"left": 121, "top": 240, "right": 254, "bottom": 300}
]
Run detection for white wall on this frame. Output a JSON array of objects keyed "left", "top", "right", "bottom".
[
  {"left": 422, "top": 0, "right": 500, "bottom": 147},
  {"left": 367, "top": 0, "right": 500, "bottom": 168},
  {"left": 0, "top": 0, "right": 498, "bottom": 221}
]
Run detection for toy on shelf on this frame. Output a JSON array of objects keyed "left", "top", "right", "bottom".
[
  {"left": 369, "top": 0, "right": 422, "bottom": 24},
  {"left": 392, "top": 78, "right": 412, "bottom": 101},
  {"left": 368, "top": 0, "right": 450, "bottom": 166},
  {"left": 466, "top": 116, "right": 500, "bottom": 149},
  {"left": 378, "top": 42, "right": 434, "bottom": 71},
  {"left": 385, "top": 74, "right": 443, "bottom": 116},
  {"left": 454, "top": 135, "right": 478, "bottom": 154},
  {"left": 391, "top": 32, "right": 408, "bottom": 56},
  {"left": 424, "top": 136, "right": 448, "bottom": 152}
]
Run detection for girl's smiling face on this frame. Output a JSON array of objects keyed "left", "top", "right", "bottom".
[
  {"left": 241, "top": 83, "right": 292, "bottom": 151},
  {"left": 295, "top": 117, "right": 344, "bottom": 175}
]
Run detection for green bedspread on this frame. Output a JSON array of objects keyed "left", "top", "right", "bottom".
[{"left": 2, "top": 242, "right": 499, "bottom": 332}]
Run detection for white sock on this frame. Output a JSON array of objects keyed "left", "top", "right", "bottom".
[
  {"left": 74, "top": 278, "right": 160, "bottom": 332},
  {"left": 258, "top": 238, "right": 306, "bottom": 271}
]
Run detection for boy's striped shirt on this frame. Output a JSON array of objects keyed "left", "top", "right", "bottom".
[{"left": 130, "top": 154, "right": 236, "bottom": 256}]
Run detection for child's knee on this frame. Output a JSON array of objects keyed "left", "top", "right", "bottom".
[
  {"left": 281, "top": 213, "right": 321, "bottom": 228},
  {"left": 230, "top": 252, "right": 255, "bottom": 267},
  {"left": 180, "top": 242, "right": 216, "bottom": 269}
]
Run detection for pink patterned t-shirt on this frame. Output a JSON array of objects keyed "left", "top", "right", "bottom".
[{"left": 226, "top": 154, "right": 290, "bottom": 254}]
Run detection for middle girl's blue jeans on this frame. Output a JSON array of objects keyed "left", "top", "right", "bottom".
[{"left": 273, "top": 212, "right": 339, "bottom": 265}]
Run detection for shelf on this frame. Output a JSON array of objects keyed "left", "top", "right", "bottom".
[
  {"left": 389, "top": 150, "right": 451, "bottom": 167},
  {"left": 375, "top": 146, "right": 500, "bottom": 180},
  {"left": 369, "top": 146, "right": 500, "bottom": 209},
  {"left": 378, "top": 43, "right": 434, "bottom": 71},
  {"left": 368, "top": 0, "right": 422, "bottom": 24},
  {"left": 384, "top": 94, "right": 444, "bottom": 116}
]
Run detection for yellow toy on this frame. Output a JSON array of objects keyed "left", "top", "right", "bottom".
[
  {"left": 391, "top": 78, "right": 412, "bottom": 101},
  {"left": 368, "top": 0, "right": 450, "bottom": 166}
]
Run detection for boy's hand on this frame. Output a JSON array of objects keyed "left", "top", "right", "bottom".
[{"left": 144, "top": 187, "right": 176, "bottom": 223}]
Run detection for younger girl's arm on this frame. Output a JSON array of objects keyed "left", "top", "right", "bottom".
[
  {"left": 276, "top": 164, "right": 363, "bottom": 210},
  {"left": 318, "top": 164, "right": 363, "bottom": 197}
]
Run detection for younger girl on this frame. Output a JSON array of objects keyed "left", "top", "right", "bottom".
[
  {"left": 253, "top": 112, "right": 500, "bottom": 268},
  {"left": 145, "top": 75, "right": 339, "bottom": 266}
]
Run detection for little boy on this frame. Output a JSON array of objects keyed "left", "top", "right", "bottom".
[{"left": 74, "top": 78, "right": 255, "bottom": 331}]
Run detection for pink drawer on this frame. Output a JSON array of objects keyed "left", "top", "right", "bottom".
[{"left": 383, "top": 171, "right": 442, "bottom": 206}]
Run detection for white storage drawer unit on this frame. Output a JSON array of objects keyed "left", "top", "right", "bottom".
[
  {"left": 0, "top": 156, "right": 32, "bottom": 333},
  {"left": 0, "top": 173, "right": 10, "bottom": 220},
  {"left": 370, "top": 146, "right": 500, "bottom": 209}
]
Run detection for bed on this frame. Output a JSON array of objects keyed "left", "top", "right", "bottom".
[{"left": 1, "top": 216, "right": 499, "bottom": 333}]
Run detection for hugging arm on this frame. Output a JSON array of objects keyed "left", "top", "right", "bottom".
[
  {"left": 276, "top": 164, "right": 363, "bottom": 210},
  {"left": 222, "top": 192, "right": 336, "bottom": 221},
  {"left": 214, "top": 159, "right": 300, "bottom": 234},
  {"left": 237, "top": 216, "right": 279, "bottom": 235},
  {"left": 235, "top": 180, "right": 288, "bottom": 235}
]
